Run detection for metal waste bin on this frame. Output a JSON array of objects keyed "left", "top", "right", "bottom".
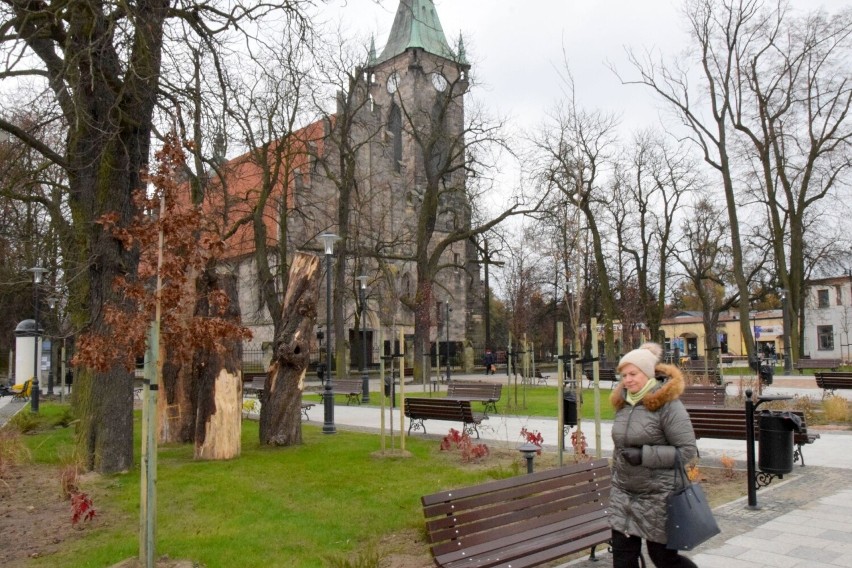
[
  {"left": 384, "top": 376, "right": 396, "bottom": 407},
  {"left": 758, "top": 362, "right": 774, "bottom": 385},
  {"left": 563, "top": 391, "right": 578, "bottom": 427},
  {"left": 758, "top": 411, "right": 797, "bottom": 475}
]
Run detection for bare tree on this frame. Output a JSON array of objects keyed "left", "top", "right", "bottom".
[
  {"left": 614, "top": 130, "right": 699, "bottom": 342},
  {"left": 675, "top": 198, "right": 736, "bottom": 366},
  {"left": 0, "top": 0, "right": 313, "bottom": 473},
  {"left": 730, "top": 4, "right": 852, "bottom": 361},
  {"left": 618, "top": 0, "right": 770, "bottom": 364},
  {"left": 530, "top": 72, "right": 621, "bottom": 358}
]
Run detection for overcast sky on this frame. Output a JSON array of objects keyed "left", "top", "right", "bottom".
[{"left": 317, "top": 0, "right": 847, "bottom": 137}]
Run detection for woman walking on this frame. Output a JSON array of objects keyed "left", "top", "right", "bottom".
[{"left": 609, "top": 342, "right": 699, "bottom": 567}]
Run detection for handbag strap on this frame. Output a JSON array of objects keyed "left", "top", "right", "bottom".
[{"left": 672, "top": 450, "right": 690, "bottom": 489}]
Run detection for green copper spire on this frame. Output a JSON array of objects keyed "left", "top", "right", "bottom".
[
  {"left": 368, "top": 35, "right": 377, "bottom": 67},
  {"left": 376, "top": 0, "right": 457, "bottom": 64},
  {"left": 457, "top": 32, "right": 468, "bottom": 66}
]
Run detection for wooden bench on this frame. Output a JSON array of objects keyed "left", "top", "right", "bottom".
[
  {"left": 583, "top": 368, "right": 618, "bottom": 389},
  {"left": 10, "top": 379, "right": 32, "bottom": 401},
  {"left": 325, "top": 378, "right": 363, "bottom": 405},
  {"left": 795, "top": 358, "right": 842, "bottom": 372},
  {"left": 445, "top": 381, "right": 502, "bottom": 414},
  {"left": 680, "top": 384, "right": 728, "bottom": 407},
  {"left": 814, "top": 371, "right": 852, "bottom": 394},
  {"left": 686, "top": 407, "right": 820, "bottom": 466},
  {"left": 534, "top": 369, "right": 550, "bottom": 385},
  {"left": 681, "top": 365, "right": 723, "bottom": 385},
  {"left": 405, "top": 397, "right": 488, "bottom": 438},
  {"left": 421, "top": 459, "right": 612, "bottom": 568}
]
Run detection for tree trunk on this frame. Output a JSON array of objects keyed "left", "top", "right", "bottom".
[
  {"left": 194, "top": 269, "right": 243, "bottom": 459},
  {"left": 158, "top": 358, "right": 195, "bottom": 444},
  {"left": 259, "top": 252, "right": 321, "bottom": 446}
]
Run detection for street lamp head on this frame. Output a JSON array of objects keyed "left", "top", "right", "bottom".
[
  {"left": 29, "top": 266, "right": 47, "bottom": 284},
  {"left": 356, "top": 275, "right": 368, "bottom": 290},
  {"left": 318, "top": 233, "right": 339, "bottom": 255}
]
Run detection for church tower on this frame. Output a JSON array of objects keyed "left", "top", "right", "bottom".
[{"left": 362, "top": 0, "right": 480, "bottom": 360}]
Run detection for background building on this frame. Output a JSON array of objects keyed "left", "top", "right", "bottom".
[{"left": 802, "top": 275, "right": 852, "bottom": 361}]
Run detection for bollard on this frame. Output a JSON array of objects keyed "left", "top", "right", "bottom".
[{"left": 518, "top": 442, "right": 539, "bottom": 474}]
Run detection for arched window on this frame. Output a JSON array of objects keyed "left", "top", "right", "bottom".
[
  {"left": 389, "top": 103, "right": 402, "bottom": 173},
  {"left": 401, "top": 272, "right": 411, "bottom": 298}
]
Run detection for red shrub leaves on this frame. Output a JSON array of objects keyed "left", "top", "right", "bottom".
[
  {"left": 70, "top": 492, "right": 96, "bottom": 526},
  {"left": 440, "top": 428, "right": 489, "bottom": 462},
  {"left": 520, "top": 427, "right": 544, "bottom": 455}
]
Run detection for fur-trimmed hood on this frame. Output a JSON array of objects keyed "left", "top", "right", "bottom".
[{"left": 610, "top": 363, "right": 685, "bottom": 412}]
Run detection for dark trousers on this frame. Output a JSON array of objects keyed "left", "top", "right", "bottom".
[{"left": 612, "top": 530, "right": 698, "bottom": 568}]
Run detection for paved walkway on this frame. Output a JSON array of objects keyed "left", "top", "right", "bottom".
[
  {"left": 3, "top": 374, "right": 851, "bottom": 567},
  {"left": 318, "top": 372, "right": 852, "bottom": 567}
]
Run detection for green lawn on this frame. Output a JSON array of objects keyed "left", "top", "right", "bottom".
[
  {"left": 305, "top": 384, "right": 616, "bottom": 421},
  {"left": 17, "top": 404, "right": 526, "bottom": 568}
]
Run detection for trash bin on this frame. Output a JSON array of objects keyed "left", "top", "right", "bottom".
[
  {"left": 758, "top": 362, "right": 774, "bottom": 385},
  {"left": 758, "top": 411, "right": 801, "bottom": 475},
  {"left": 563, "top": 391, "right": 577, "bottom": 427},
  {"left": 384, "top": 376, "right": 396, "bottom": 407}
]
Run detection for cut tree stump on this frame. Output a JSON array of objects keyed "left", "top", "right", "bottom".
[{"left": 259, "top": 252, "right": 321, "bottom": 446}]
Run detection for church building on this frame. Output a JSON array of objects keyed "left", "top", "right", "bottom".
[{"left": 219, "top": 0, "right": 484, "bottom": 374}]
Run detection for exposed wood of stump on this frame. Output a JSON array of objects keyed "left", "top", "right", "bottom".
[
  {"left": 259, "top": 252, "right": 320, "bottom": 446},
  {"left": 193, "top": 270, "right": 243, "bottom": 460}
]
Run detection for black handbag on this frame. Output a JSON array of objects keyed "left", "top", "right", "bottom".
[{"left": 665, "top": 454, "right": 721, "bottom": 551}]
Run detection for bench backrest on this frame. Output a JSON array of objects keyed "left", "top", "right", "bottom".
[
  {"left": 796, "top": 358, "right": 841, "bottom": 370},
  {"left": 333, "top": 379, "right": 363, "bottom": 393},
  {"left": 687, "top": 407, "right": 808, "bottom": 441},
  {"left": 584, "top": 368, "right": 618, "bottom": 382},
  {"left": 680, "top": 385, "right": 727, "bottom": 407},
  {"left": 405, "top": 397, "right": 473, "bottom": 422},
  {"left": 815, "top": 372, "right": 852, "bottom": 388},
  {"left": 421, "top": 459, "right": 611, "bottom": 563},
  {"left": 446, "top": 381, "right": 501, "bottom": 400}
]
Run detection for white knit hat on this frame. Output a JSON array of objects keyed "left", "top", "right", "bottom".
[{"left": 617, "top": 342, "right": 663, "bottom": 380}]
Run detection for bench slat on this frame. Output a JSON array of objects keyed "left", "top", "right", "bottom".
[
  {"left": 423, "top": 459, "right": 611, "bottom": 568},
  {"left": 405, "top": 398, "right": 487, "bottom": 438},
  {"left": 815, "top": 372, "right": 852, "bottom": 392},
  {"left": 687, "top": 407, "right": 819, "bottom": 463},
  {"left": 436, "top": 512, "right": 611, "bottom": 568}
]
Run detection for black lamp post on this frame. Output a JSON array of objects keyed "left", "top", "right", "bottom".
[
  {"left": 29, "top": 266, "right": 47, "bottom": 413},
  {"left": 780, "top": 290, "right": 792, "bottom": 373},
  {"left": 320, "top": 233, "right": 339, "bottom": 435},
  {"left": 356, "top": 275, "right": 370, "bottom": 404},
  {"left": 445, "top": 301, "right": 452, "bottom": 383},
  {"left": 46, "top": 297, "right": 57, "bottom": 396}
]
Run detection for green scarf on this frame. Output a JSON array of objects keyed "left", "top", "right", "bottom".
[{"left": 625, "top": 377, "right": 659, "bottom": 406}]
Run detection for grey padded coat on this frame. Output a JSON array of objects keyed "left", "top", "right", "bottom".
[{"left": 608, "top": 364, "right": 698, "bottom": 544}]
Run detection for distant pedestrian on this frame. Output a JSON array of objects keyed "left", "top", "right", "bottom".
[{"left": 483, "top": 350, "right": 495, "bottom": 375}]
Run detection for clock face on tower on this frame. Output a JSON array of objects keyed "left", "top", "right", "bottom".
[
  {"left": 386, "top": 71, "right": 400, "bottom": 94},
  {"left": 431, "top": 72, "right": 448, "bottom": 92}
]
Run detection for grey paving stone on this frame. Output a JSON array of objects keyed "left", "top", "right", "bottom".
[{"left": 786, "top": 546, "right": 842, "bottom": 564}]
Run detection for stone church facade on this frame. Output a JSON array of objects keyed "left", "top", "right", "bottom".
[{"left": 223, "top": 0, "right": 484, "bottom": 372}]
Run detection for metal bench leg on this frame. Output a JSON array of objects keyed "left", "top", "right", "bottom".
[
  {"left": 464, "top": 422, "right": 480, "bottom": 439},
  {"left": 408, "top": 418, "right": 425, "bottom": 436},
  {"left": 794, "top": 444, "right": 805, "bottom": 467}
]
